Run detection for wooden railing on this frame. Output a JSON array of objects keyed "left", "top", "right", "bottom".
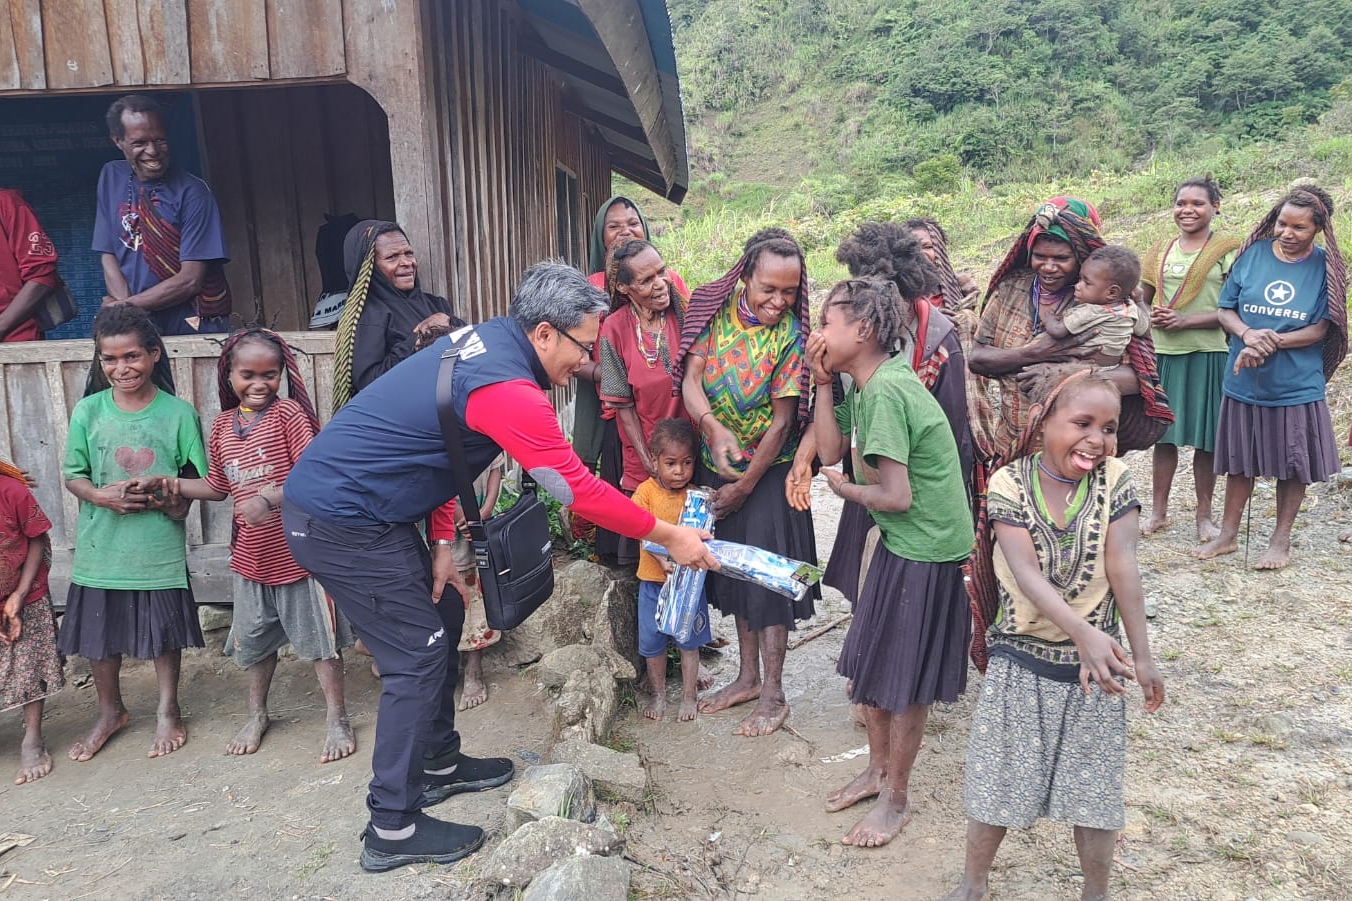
[{"left": 0, "top": 332, "right": 336, "bottom": 606}]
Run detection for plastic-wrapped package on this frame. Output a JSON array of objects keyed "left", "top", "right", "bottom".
[
  {"left": 697, "top": 540, "right": 823, "bottom": 602},
  {"left": 644, "top": 486, "right": 823, "bottom": 634},
  {"left": 650, "top": 489, "right": 714, "bottom": 643}
]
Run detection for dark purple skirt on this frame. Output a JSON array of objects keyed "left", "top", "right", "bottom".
[
  {"left": 58, "top": 585, "right": 204, "bottom": 660},
  {"left": 823, "top": 499, "right": 876, "bottom": 605},
  {"left": 593, "top": 418, "right": 639, "bottom": 566},
  {"left": 837, "top": 545, "right": 970, "bottom": 714},
  {"left": 1213, "top": 397, "right": 1339, "bottom": 485},
  {"left": 697, "top": 460, "right": 819, "bottom": 631}
]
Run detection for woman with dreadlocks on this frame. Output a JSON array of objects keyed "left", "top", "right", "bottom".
[
  {"left": 943, "top": 364, "right": 1163, "bottom": 901},
  {"left": 810, "top": 277, "right": 973, "bottom": 848},
  {"left": 966, "top": 197, "right": 1172, "bottom": 670},
  {"left": 1192, "top": 185, "right": 1347, "bottom": 570},
  {"left": 676, "top": 228, "right": 818, "bottom": 737},
  {"left": 332, "top": 220, "right": 464, "bottom": 412},
  {"left": 163, "top": 327, "right": 356, "bottom": 760}
]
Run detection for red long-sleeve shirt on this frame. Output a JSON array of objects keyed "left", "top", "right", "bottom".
[{"left": 428, "top": 379, "right": 656, "bottom": 541}]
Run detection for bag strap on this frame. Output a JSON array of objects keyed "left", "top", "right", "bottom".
[
  {"left": 435, "top": 340, "right": 491, "bottom": 539},
  {"left": 434, "top": 335, "right": 537, "bottom": 538}
]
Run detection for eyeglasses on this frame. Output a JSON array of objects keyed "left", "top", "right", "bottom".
[{"left": 556, "top": 328, "right": 595, "bottom": 357}]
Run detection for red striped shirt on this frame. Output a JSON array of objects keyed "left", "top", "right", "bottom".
[{"left": 206, "top": 398, "right": 315, "bottom": 585}]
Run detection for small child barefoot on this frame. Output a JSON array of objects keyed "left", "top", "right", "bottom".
[
  {"left": 677, "top": 696, "right": 698, "bottom": 722},
  {"left": 642, "top": 693, "right": 667, "bottom": 721}
]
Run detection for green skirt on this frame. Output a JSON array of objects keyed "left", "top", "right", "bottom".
[{"left": 1156, "top": 351, "right": 1225, "bottom": 451}]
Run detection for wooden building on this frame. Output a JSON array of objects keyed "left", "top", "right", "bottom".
[
  {"left": 0, "top": 0, "right": 688, "bottom": 329},
  {"left": 0, "top": 0, "right": 689, "bottom": 601}
]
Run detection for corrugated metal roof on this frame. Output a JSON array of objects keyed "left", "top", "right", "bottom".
[{"left": 517, "top": 0, "right": 689, "bottom": 202}]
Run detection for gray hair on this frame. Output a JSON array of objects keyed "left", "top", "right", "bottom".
[{"left": 510, "top": 260, "right": 608, "bottom": 330}]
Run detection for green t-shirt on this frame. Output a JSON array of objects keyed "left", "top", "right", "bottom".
[
  {"left": 834, "top": 355, "right": 973, "bottom": 563},
  {"left": 63, "top": 389, "right": 208, "bottom": 590},
  {"left": 1149, "top": 244, "right": 1235, "bottom": 355}
]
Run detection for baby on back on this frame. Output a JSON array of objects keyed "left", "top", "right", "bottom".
[{"left": 1044, "top": 245, "right": 1148, "bottom": 368}]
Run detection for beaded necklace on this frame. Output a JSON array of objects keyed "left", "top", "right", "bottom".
[
  {"left": 1028, "top": 276, "right": 1072, "bottom": 334},
  {"left": 633, "top": 309, "right": 666, "bottom": 368},
  {"left": 1036, "top": 453, "right": 1083, "bottom": 507}
]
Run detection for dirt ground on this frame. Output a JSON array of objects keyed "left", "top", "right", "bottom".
[{"left": 3, "top": 448, "right": 1352, "bottom": 900}]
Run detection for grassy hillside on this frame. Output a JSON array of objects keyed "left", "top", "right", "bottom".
[
  {"left": 628, "top": 118, "right": 1352, "bottom": 295},
  {"left": 668, "top": 0, "right": 1352, "bottom": 200}
]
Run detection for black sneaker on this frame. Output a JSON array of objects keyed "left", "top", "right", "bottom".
[
  {"left": 359, "top": 812, "right": 484, "bottom": 873},
  {"left": 420, "top": 753, "right": 515, "bottom": 807}
]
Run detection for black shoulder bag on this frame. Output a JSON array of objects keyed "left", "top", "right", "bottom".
[{"left": 435, "top": 340, "right": 555, "bottom": 631}]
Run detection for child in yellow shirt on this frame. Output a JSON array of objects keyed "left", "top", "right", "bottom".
[{"left": 631, "top": 419, "right": 711, "bottom": 721}]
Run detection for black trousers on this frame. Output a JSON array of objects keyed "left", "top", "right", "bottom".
[{"left": 282, "top": 500, "right": 464, "bottom": 829}]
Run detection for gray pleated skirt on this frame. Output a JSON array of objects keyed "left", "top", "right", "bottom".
[{"left": 1212, "top": 396, "right": 1339, "bottom": 484}]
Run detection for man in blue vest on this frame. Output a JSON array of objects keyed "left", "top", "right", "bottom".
[{"left": 284, "top": 260, "right": 717, "bottom": 872}]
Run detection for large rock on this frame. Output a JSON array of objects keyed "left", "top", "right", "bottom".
[
  {"left": 493, "top": 560, "right": 612, "bottom": 667},
  {"left": 548, "top": 739, "right": 647, "bottom": 803},
  {"left": 588, "top": 575, "right": 641, "bottom": 680},
  {"left": 534, "top": 644, "right": 607, "bottom": 690},
  {"left": 506, "top": 763, "right": 596, "bottom": 832},
  {"left": 521, "top": 854, "right": 630, "bottom": 901},
  {"left": 477, "top": 816, "right": 623, "bottom": 888},
  {"left": 554, "top": 666, "right": 618, "bottom": 745}
]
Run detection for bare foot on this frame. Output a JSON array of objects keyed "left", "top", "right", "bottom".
[
  {"left": 149, "top": 711, "right": 187, "bottom": 758},
  {"left": 1192, "top": 535, "right": 1238, "bottom": 560},
  {"left": 226, "top": 711, "right": 270, "bottom": 755},
  {"left": 841, "top": 789, "right": 913, "bottom": 847},
  {"left": 642, "top": 695, "right": 666, "bottom": 721},
  {"left": 15, "top": 736, "right": 52, "bottom": 784},
  {"left": 677, "top": 696, "right": 698, "bottom": 722},
  {"left": 696, "top": 664, "right": 715, "bottom": 691},
  {"left": 1341, "top": 528, "right": 1352, "bottom": 543},
  {"left": 1196, "top": 517, "right": 1221, "bottom": 543},
  {"left": 458, "top": 673, "right": 488, "bottom": 711},
  {"left": 826, "top": 766, "right": 884, "bottom": 812},
  {"left": 732, "top": 696, "right": 788, "bottom": 737},
  {"left": 320, "top": 713, "right": 356, "bottom": 763},
  {"left": 1139, "top": 513, "right": 1169, "bottom": 536},
  {"left": 69, "top": 708, "right": 130, "bottom": 761},
  {"left": 1253, "top": 542, "right": 1292, "bottom": 571},
  {"left": 697, "top": 678, "right": 761, "bottom": 714}
]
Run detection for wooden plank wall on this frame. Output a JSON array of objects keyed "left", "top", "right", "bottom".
[
  {"left": 0, "top": 332, "right": 335, "bottom": 605},
  {"left": 0, "top": 0, "right": 346, "bottom": 93},
  {"left": 198, "top": 83, "right": 397, "bottom": 331},
  {"left": 443, "top": 0, "right": 611, "bottom": 323}
]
